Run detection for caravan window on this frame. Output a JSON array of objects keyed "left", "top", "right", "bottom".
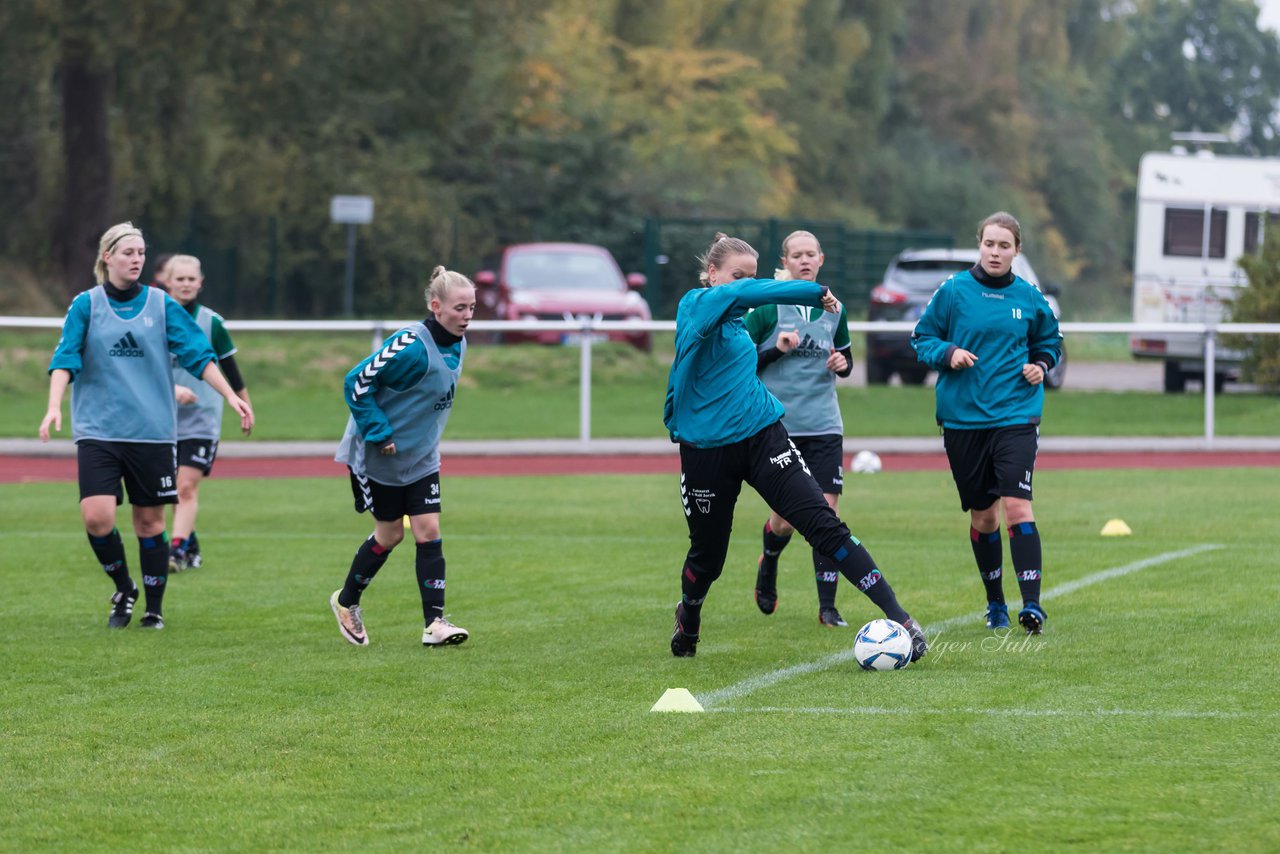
[
  {"left": 1163, "top": 208, "right": 1227, "bottom": 258},
  {"left": 1244, "top": 211, "right": 1278, "bottom": 254}
]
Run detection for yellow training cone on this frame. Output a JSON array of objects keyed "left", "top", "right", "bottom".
[
  {"left": 1101, "top": 518, "right": 1132, "bottom": 537},
  {"left": 650, "top": 688, "right": 704, "bottom": 713}
]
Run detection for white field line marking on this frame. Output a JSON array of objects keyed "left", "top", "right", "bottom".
[
  {"left": 706, "top": 705, "right": 1275, "bottom": 720},
  {"left": 696, "top": 544, "right": 1222, "bottom": 709}
]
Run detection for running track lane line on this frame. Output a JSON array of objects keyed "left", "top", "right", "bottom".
[{"left": 694, "top": 544, "right": 1223, "bottom": 709}]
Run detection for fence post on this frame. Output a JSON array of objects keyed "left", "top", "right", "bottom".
[
  {"left": 371, "top": 321, "right": 384, "bottom": 354},
  {"left": 579, "top": 319, "right": 593, "bottom": 444},
  {"left": 1203, "top": 328, "right": 1216, "bottom": 447}
]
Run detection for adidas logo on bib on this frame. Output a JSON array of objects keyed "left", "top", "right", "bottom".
[
  {"left": 433, "top": 384, "right": 455, "bottom": 411},
  {"left": 108, "top": 332, "right": 144, "bottom": 358}
]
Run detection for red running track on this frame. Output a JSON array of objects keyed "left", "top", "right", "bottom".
[{"left": 3, "top": 451, "right": 1280, "bottom": 484}]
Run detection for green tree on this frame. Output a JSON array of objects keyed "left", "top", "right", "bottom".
[
  {"left": 1230, "top": 220, "right": 1280, "bottom": 389},
  {"left": 1110, "top": 0, "right": 1280, "bottom": 155}
]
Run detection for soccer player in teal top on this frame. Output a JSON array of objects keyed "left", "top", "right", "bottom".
[
  {"left": 167, "top": 254, "right": 253, "bottom": 572},
  {"left": 664, "top": 233, "right": 928, "bottom": 660},
  {"left": 329, "top": 266, "right": 475, "bottom": 648},
  {"left": 911, "top": 212, "right": 1063, "bottom": 634},
  {"left": 745, "top": 230, "right": 854, "bottom": 628},
  {"left": 40, "top": 222, "right": 254, "bottom": 630}
]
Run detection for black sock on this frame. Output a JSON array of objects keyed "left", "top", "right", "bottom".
[
  {"left": 1009, "top": 521, "right": 1042, "bottom": 604},
  {"left": 970, "top": 527, "right": 1005, "bottom": 604},
  {"left": 760, "top": 521, "right": 791, "bottom": 575},
  {"left": 829, "top": 537, "right": 909, "bottom": 624},
  {"left": 813, "top": 551, "right": 838, "bottom": 610},
  {"left": 138, "top": 533, "right": 169, "bottom": 615},
  {"left": 88, "top": 528, "right": 133, "bottom": 594},
  {"left": 415, "top": 539, "right": 446, "bottom": 624},
  {"left": 678, "top": 563, "right": 710, "bottom": 635},
  {"left": 187, "top": 530, "right": 200, "bottom": 557},
  {"left": 339, "top": 535, "right": 393, "bottom": 607},
  {"left": 171, "top": 536, "right": 187, "bottom": 556}
]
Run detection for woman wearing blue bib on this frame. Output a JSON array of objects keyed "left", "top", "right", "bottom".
[
  {"left": 40, "top": 222, "right": 254, "bottom": 630},
  {"left": 330, "top": 266, "right": 476, "bottom": 649},
  {"left": 745, "top": 230, "right": 855, "bottom": 628}
]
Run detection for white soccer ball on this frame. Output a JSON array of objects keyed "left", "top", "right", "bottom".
[
  {"left": 853, "top": 618, "right": 913, "bottom": 671},
  {"left": 851, "top": 450, "right": 882, "bottom": 474}
]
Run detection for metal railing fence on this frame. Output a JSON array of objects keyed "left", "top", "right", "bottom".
[{"left": 4, "top": 316, "right": 1278, "bottom": 447}]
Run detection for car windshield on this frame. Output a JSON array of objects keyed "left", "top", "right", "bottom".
[
  {"left": 506, "top": 250, "right": 622, "bottom": 291},
  {"left": 893, "top": 259, "right": 971, "bottom": 287}
]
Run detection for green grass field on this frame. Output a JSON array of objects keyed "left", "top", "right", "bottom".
[
  {"left": 2, "top": 329, "right": 1278, "bottom": 441},
  {"left": 2, "top": 467, "right": 1277, "bottom": 850}
]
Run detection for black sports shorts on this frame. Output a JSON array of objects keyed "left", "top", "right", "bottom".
[
  {"left": 790, "top": 433, "right": 844, "bottom": 496},
  {"left": 943, "top": 423, "right": 1039, "bottom": 512},
  {"left": 176, "top": 438, "right": 219, "bottom": 476},
  {"left": 348, "top": 468, "right": 442, "bottom": 522},
  {"left": 77, "top": 440, "right": 178, "bottom": 506}
]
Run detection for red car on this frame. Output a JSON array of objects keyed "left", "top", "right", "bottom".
[{"left": 473, "top": 243, "right": 652, "bottom": 350}]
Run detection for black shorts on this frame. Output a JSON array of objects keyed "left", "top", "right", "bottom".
[
  {"left": 790, "top": 434, "right": 844, "bottom": 496},
  {"left": 943, "top": 424, "right": 1038, "bottom": 512},
  {"left": 177, "top": 438, "right": 219, "bottom": 476},
  {"left": 678, "top": 420, "right": 853, "bottom": 565},
  {"left": 77, "top": 440, "right": 178, "bottom": 506},
  {"left": 348, "top": 468, "right": 442, "bottom": 522}
]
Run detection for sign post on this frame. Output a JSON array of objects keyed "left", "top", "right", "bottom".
[{"left": 330, "top": 195, "right": 374, "bottom": 316}]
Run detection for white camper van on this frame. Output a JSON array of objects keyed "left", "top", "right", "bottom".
[{"left": 1131, "top": 150, "right": 1280, "bottom": 392}]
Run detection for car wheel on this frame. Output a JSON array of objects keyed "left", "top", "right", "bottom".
[
  {"left": 898, "top": 365, "right": 930, "bottom": 385},
  {"left": 1163, "top": 361, "right": 1186, "bottom": 394},
  {"left": 866, "top": 357, "right": 890, "bottom": 385},
  {"left": 1045, "top": 352, "right": 1066, "bottom": 390}
]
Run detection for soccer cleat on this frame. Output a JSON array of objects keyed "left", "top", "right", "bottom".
[
  {"left": 186, "top": 552, "right": 202, "bottom": 570},
  {"left": 108, "top": 587, "right": 138, "bottom": 629},
  {"left": 671, "top": 603, "right": 699, "bottom": 657},
  {"left": 1018, "top": 601, "right": 1046, "bottom": 635},
  {"left": 818, "top": 607, "right": 848, "bottom": 628},
  {"left": 138, "top": 612, "right": 165, "bottom": 630},
  {"left": 168, "top": 549, "right": 186, "bottom": 573},
  {"left": 900, "top": 617, "right": 929, "bottom": 662},
  {"left": 985, "top": 602, "right": 1010, "bottom": 630},
  {"left": 754, "top": 555, "right": 778, "bottom": 615},
  {"left": 423, "top": 617, "right": 469, "bottom": 647},
  {"left": 329, "top": 589, "right": 369, "bottom": 646}
]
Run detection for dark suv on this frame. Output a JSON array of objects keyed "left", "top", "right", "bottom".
[
  {"left": 473, "top": 243, "right": 652, "bottom": 351},
  {"left": 866, "top": 248, "right": 1065, "bottom": 388}
]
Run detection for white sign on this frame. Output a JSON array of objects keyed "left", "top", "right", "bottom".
[{"left": 330, "top": 195, "right": 374, "bottom": 225}]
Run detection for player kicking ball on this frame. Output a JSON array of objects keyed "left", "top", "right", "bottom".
[{"left": 329, "top": 266, "right": 475, "bottom": 648}]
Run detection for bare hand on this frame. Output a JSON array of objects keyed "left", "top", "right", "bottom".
[
  {"left": 820, "top": 292, "right": 841, "bottom": 314},
  {"left": 776, "top": 331, "right": 800, "bottom": 353},
  {"left": 38, "top": 409, "right": 61, "bottom": 441},
  {"left": 949, "top": 348, "right": 978, "bottom": 370},
  {"left": 175, "top": 385, "right": 198, "bottom": 405},
  {"left": 228, "top": 396, "right": 254, "bottom": 435},
  {"left": 379, "top": 441, "right": 397, "bottom": 456},
  {"left": 826, "top": 349, "right": 848, "bottom": 373},
  {"left": 1022, "top": 362, "right": 1046, "bottom": 385}
]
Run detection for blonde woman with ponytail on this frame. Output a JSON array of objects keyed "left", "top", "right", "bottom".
[
  {"left": 663, "top": 234, "right": 928, "bottom": 662},
  {"left": 331, "top": 266, "right": 477, "bottom": 648}
]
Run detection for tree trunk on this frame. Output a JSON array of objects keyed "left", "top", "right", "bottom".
[{"left": 55, "top": 35, "right": 112, "bottom": 298}]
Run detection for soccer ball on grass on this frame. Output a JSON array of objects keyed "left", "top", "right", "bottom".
[
  {"left": 851, "top": 450, "right": 882, "bottom": 473},
  {"left": 853, "top": 618, "right": 913, "bottom": 670}
]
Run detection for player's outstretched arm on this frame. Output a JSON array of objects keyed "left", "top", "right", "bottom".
[
  {"left": 39, "top": 369, "right": 71, "bottom": 441},
  {"left": 200, "top": 361, "right": 254, "bottom": 434}
]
